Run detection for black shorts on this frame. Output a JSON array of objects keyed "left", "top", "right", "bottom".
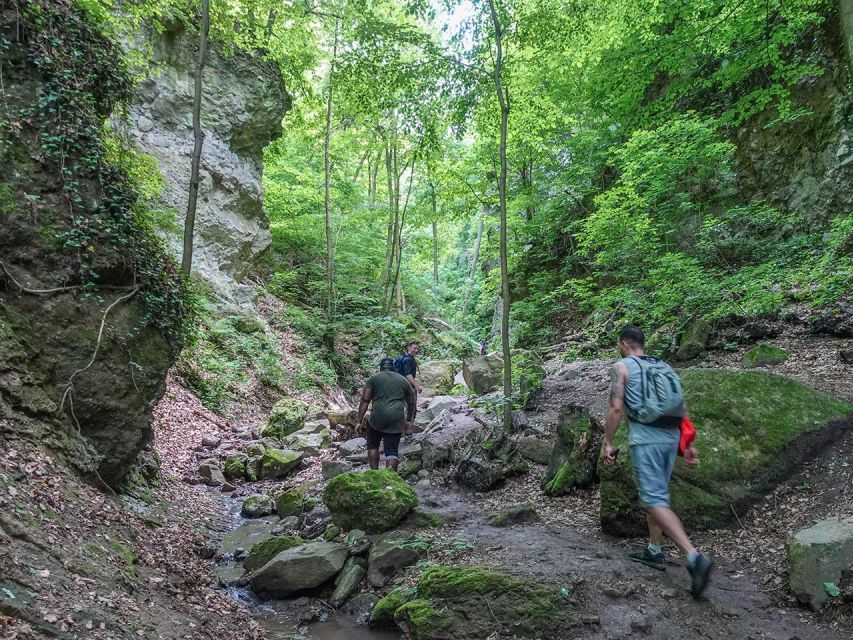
[{"left": 365, "top": 426, "right": 402, "bottom": 459}]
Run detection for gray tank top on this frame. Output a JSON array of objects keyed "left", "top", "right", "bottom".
[{"left": 621, "top": 356, "right": 680, "bottom": 447}]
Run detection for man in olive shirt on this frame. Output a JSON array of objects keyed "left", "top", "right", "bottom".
[{"left": 356, "top": 357, "right": 416, "bottom": 471}]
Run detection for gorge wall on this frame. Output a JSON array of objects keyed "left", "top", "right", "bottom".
[{"left": 127, "top": 24, "right": 290, "bottom": 308}]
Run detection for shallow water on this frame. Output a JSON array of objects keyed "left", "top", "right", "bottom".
[{"left": 258, "top": 609, "right": 401, "bottom": 640}]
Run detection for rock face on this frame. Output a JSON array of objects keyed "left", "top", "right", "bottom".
[
  {"left": 324, "top": 470, "right": 418, "bottom": 533},
  {"left": 417, "top": 360, "right": 457, "bottom": 396},
  {"left": 542, "top": 407, "right": 602, "bottom": 496},
  {"left": 787, "top": 516, "right": 853, "bottom": 610},
  {"left": 128, "top": 25, "right": 290, "bottom": 304},
  {"left": 392, "top": 566, "right": 570, "bottom": 640},
  {"left": 599, "top": 370, "right": 852, "bottom": 536},
  {"left": 248, "top": 542, "right": 348, "bottom": 598}
]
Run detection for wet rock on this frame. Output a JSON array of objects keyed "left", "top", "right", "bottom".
[
  {"left": 249, "top": 542, "right": 348, "bottom": 598},
  {"left": 542, "top": 406, "right": 601, "bottom": 496},
  {"left": 241, "top": 493, "right": 274, "bottom": 518},
  {"left": 259, "top": 448, "right": 303, "bottom": 480},
  {"left": 517, "top": 436, "right": 553, "bottom": 465},
  {"left": 243, "top": 535, "right": 304, "bottom": 572},
  {"left": 367, "top": 532, "right": 420, "bottom": 587},
  {"left": 322, "top": 459, "right": 354, "bottom": 479},
  {"left": 197, "top": 459, "right": 226, "bottom": 486},
  {"left": 788, "top": 516, "right": 853, "bottom": 610},
  {"left": 743, "top": 343, "right": 789, "bottom": 368},
  {"left": 324, "top": 470, "right": 418, "bottom": 533},
  {"left": 488, "top": 503, "right": 539, "bottom": 527},
  {"left": 341, "top": 592, "right": 380, "bottom": 625},
  {"left": 330, "top": 557, "right": 367, "bottom": 607},
  {"left": 339, "top": 437, "right": 367, "bottom": 457},
  {"left": 261, "top": 397, "right": 309, "bottom": 439}
]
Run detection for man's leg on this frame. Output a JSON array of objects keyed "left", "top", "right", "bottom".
[
  {"left": 646, "top": 507, "right": 696, "bottom": 557},
  {"left": 647, "top": 514, "right": 663, "bottom": 547},
  {"left": 383, "top": 431, "right": 402, "bottom": 472},
  {"left": 365, "top": 426, "right": 382, "bottom": 470}
]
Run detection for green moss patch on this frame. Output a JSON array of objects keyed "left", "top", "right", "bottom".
[
  {"left": 600, "top": 369, "right": 852, "bottom": 535},
  {"left": 743, "top": 343, "right": 790, "bottom": 368},
  {"left": 323, "top": 470, "right": 418, "bottom": 533},
  {"left": 392, "top": 566, "right": 570, "bottom": 640},
  {"left": 369, "top": 587, "right": 415, "bottom": 629},
  {"left": 243, "top": 536, "right": 304, "bottom": 572},
  {"left": 262, "top": 397, "right": 309, "bottom": 438},
  {"left": 260, "top": 449, "right": 303, "bottom": 480}
]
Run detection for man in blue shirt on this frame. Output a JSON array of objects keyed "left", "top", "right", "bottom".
[{"left": 602, "top": 325, "right": 712, "bottom": 599}]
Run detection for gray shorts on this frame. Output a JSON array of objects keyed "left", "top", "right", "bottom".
[{"left": 631, "top": 442, "right": 678, "bottom": 508}]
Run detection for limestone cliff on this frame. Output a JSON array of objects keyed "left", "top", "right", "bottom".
[{"left": 128, "top": 25, "right": 290, "bottom": 306}]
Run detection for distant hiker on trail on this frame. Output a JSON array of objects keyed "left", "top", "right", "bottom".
[
  {"left": 395, "top": 340, "right": 422, "bottom": 394},
  {"left": 357, "top": 357, "right": 415, "bottom": 472},
  {"left": 602, "top": 325, "right": 713, "bottom": 598},
  {"left": 479, "top": 340, "right": 488, "bottom": 356}
]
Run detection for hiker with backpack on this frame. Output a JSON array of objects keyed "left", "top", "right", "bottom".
[
  {"left": 602, "top": 325, "right": 713, "bottom": 598},
  {"left": 356, "top": 357, "right": 416, "bottom": 472},
  {"left": 395, "top": 340, "right": 423, "bottom": 394}
]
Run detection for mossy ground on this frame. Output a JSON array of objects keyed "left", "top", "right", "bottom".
[
  {"left": 743, "top": 343, "right": 790, "bottom": 368},
  {"left": 600, "top": 369, "right": 852, "bottom": 534}
]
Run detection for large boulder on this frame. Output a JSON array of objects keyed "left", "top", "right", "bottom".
[
  {"left": 284, "top": 428, "right": 330, "bottom": 456},
  {"left": 241, "top": 494, "right": 274, "bottom": 518},
  {"left": 367, "top": 532, "right": 420, "bottom": 587},
  {"left": 223, "top": 454, "right": 248, "bottom": 479},
  {"left": 541, "top": 406, "right": 602, "bottom": 496},
  {"left": 454, "top": 432, "right": 527, "bottom": 492},
  {"left": 275, "top": 486, "right": 315, "bottom": 518},
  {"left": 461, "top": 354, "right": 504, "bottom": 394},
  {"left": 259, "top": 448, "right": 303, "bottom": 480},
  {"left": 323, "top": 470, "right": 418, "bottom": 533},
  {"left": 516, "top": 436, "right": 553, "bottom": 465},
  {"left": 262, "top": 397, "right": 309, "bottom": 439},
  {"left": 392, "top": 566, "right": 570, "bottom": 639},
  {"left": 788, "top": 516, "right": 853, "bottom": 610},
  {"left": 599, "top": 370, "right": 852, "bottom": 536},
  {"left": 248, "top": 542, "right": 348, "bottom": 598},
  {"left": 418, "top": 360, "right": 457, "bottom": 396}
]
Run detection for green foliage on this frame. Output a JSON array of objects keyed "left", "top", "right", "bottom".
[{"left": 0, "top": 183, "right": 15, "bottom": 215}]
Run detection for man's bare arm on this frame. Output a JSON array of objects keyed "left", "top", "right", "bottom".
[
  {"left": 603, "top": 362, "right": 627, "bottom": 461},
  {"left": 356, "top": 385, "right": 373, "bottom": 427}
]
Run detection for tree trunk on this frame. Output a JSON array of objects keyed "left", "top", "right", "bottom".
[
  {"left": 461, "top": 211, "right": 484, "bottom": 316},
  {"left": 842, "top": 0, "right": 853, "bottom": 78},
  {"left": 181, "top": 0, "right": 210, "bottom": 275},
  {"left": 324, "top": 24, "right": 339, "bottom": 328},
  {"left": 431, "top": 182, "right": 439, "bottom": 286},
  {"left": 392, "top": 159, "right": 416, "bottom": 311},
  {"left": 487, "top": 0, "right": 512, "bottom": 432}
]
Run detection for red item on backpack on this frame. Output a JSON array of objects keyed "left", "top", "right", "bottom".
[{"left": 679, "top": 416, "right": 696, "bottom": 456}]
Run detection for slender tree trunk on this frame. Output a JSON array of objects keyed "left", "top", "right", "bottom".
[
  {"left": 487, "top": 0, "right": 512, "bottom": 432},
  {"left": 380, "top": 142, "right": 396, "bottom": 290},
  {"left": 842, "top": 0, "right": 853, "bottom": 79},
  {"left": 431, "top": 182, "right": 439, "bottom": 286},
  {"left": 265, "top": 9, "right": 276, "bottom": 41},
  {"left": 324, "top": 24, "right": 339, "bottom": 328},
  {"left": 181, "top": 0, "right": 210, "bottom": 275},
  {"left": 370, "top": 150, "right": 380, "bottom": 203},
  {"left": 392, "top": 159, "right": 416, "bottom": 311},
  {"left": 461, "top": 211, "right": 484, "bottom": 316}
]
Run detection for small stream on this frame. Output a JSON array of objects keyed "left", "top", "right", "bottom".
[{"left": 212, "top": 495, "right": 401, "bottom": 640}]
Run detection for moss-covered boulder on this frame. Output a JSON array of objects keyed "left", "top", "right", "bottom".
[
  {"left": 392, "top": 566, "right": 571, "bottom": 640},
  {"left": 224, "top": 454, "right": 248, "bottom": 479},
  {"left": 369, "top": 587, "right": 415, "bottom": 630},
  {"left": 599, "top": 370, "right": 852, "bottom": 536},
  {"left": 275, "top": 486, "right": 315, "bottom": 517},
  {"left": 260, "top": 448, "right": 303, "bottom": 480},
  {"left": 262, "top": 397, "right": 309, "bottom": 439},
  {"left": 541, "top": 406, "right": 601, "bottom": 496},
  {"left": 674, "top": 319, "right": 711, "bottom": 362},
  {"left": 241, "top": 494, "right": 274, "bottom": 518},
  {"left": 243, "top": 535, "right": 304, "bottom": 572},
  {"left": 324, "top": 470, "right": 418, "bottom": 533},
  {"left": 743, "top": 343, "right": 790, "bottom": 368}
]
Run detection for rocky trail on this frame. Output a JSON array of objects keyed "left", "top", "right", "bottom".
[{"left": 144, "top": 331, "right": 853, "bottom": 640}]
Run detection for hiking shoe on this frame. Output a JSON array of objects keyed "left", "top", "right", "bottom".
[
  {"left": 629, "top": 548, "right": 666, "bottom": 571},
  {"left": 687, "top": 553, "right": 713, "bottom": 598}
]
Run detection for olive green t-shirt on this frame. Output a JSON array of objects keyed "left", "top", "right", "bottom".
[{"left": 366, "top": 371, "right": 414, "bottom": 434}]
